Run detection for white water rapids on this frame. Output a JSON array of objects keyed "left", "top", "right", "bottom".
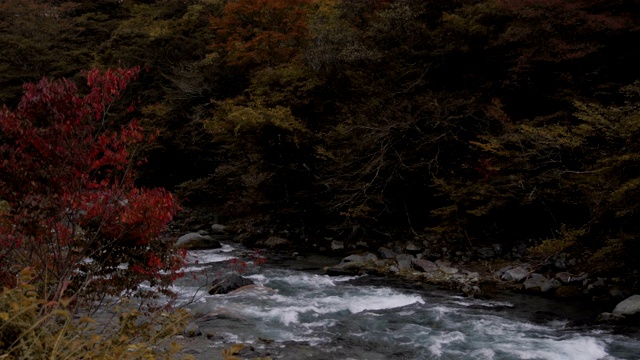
[{"left": 170, "top": 244, "right": 640, "bottom": 360}]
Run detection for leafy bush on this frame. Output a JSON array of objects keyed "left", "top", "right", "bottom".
[
  {"left": 0, "top": 68, "right": 182, "bottom": 303},
  {"left": 0, "top": 268, "right": 192, "bottom": 360}
]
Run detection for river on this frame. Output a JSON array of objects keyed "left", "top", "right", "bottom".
[{"left": 169, "top": 243, "right": 640, "bottom": 359}]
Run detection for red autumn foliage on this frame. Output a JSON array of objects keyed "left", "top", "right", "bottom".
[
  {"left": 211, "top": 0, "right": 311, "bottom": 67},
  {"left": 0, "top": 68, "right": 182, "bottom": 302}
]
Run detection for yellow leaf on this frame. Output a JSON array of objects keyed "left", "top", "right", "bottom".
[{"left": 0, "top": 312, "right": 9, "bottom": 321}]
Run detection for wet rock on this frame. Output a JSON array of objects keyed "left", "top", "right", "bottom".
[
  {"left": 461, "top": 284, "right": 481, "bottom": 297},
  {"left": 524, "top": 273, "right": 561, "bottom": 293},
  {"left": 363, "top": 253, "right": 378, "bottom": 262},
  {"left": 411, "top": 258, "right": 438, "bottom": 272},
  {"left": 501, "top": 267, "right": 529, "bottom": 282},
  {"left": 209, "top": 274, "right": 255, "bottom": 295},
  {"left": 569, "top": 273, "right": 589, "bottom": 284},
  {"left": 378, "top": 247, "right": 397, "bottom": 259},
  {"left": 396, "top": 254, "right": 413, "bottom": 271},
  {"left": 596, "top": 312, "right": 626, "bottom": 323},
  {"left": 405, "top": 242, "right": 421, "bottom": 254},
  {"left": 184, "top": 322, "right": 202, "bottom": 337},
  {"left": 343, "top": 254, "right": 364, "bottom": 263},
  {"left": 463, "top": 271, "right": 480, "bottom": 281},
  {"left": 210, "top": 223, "right": 226, "bottom": 234},
  {"left": 613, "top": 294, "right": 640, "bottom": 316},
  {"left": 476, "top": 247, "right": 496, "bottom": 259},
  {"left": 237, "top": 344, "right": 271, "bottom": 359},
  {"left": 389, "top": 265, "right": 400, "bottom": 274},
  {"left": 331, "top": 240, "right": 344, "bottom": 251},
  {"left": 176, "top": 233, "right": 222, "bottom": 250},
  {"left": 555, "top": 272, "right": 572, "bottom": 284},
  {"left": 433, "top": 260, "right": 458, "bottom": 274},
  {"left": 440, "top": 266, "right": 459, "bottom": 275},
  {"left": 263, "top": 236, "right": 291, "bottom": 249},
  {"left": 325, "top": 264, "right": 355, "bottom": 276}
]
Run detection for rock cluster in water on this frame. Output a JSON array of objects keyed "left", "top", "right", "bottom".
[{"left": 324, "top": 244, "right": 636, "bottom": 314}]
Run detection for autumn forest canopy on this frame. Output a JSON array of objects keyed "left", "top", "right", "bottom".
[{"left": 2, "top": 0, "right": 640, "bottom": 279}]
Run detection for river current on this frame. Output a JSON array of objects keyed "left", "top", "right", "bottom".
[{"left": 170, "top": 243, "right": 640, "bottom": 359}]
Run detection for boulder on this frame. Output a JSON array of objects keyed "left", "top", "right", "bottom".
[
  {"left": 596, "top": 312, "right": 626, "bottom": 323},
  {"left": 412, "top": 258, "right": 438, "bottom": 272},
  {"left": 378, "top": 247, "right": 397, "bottom": 259},
  {"left": 263, "top": 236, "right": 291, "bottom": 249},
  {"left": 210, "top": 224, "right": 226, "bottom": 234},
  {"left": 463, "top": 271, "right": 480, "bottom": 281},
  {"left": 184, "top": 322, "right": 202, "bottom": 337},
  {"left": 343, "top": 254, "right": 364, "bottom": 263},
  {"left": 362, "top": 253, "right": 378, "bottom": 262},
  {"left": 209, "top": 274, "right": 255, "bottom": 295},
  {"left": 612, "top": 294, "right": 640, "bottom": 316},
  {"left": 176, "top": 233, "right": 222, "bottom": 250},
  {"left": 331, "top": 240, "right": 344, "bottom": 251},
  {"left": 439, "top": 265, "right": 459, "bottom": 275},
  {"left": 524, "top": 273, "right": 561, "bottom": 293},
  {"left": 555, "top": 272, "right": 573, "bottom": 284},
  {"left": 476, "top": 247, "right": 496, "bottom": 259},
  {"left": 405, "top": 242, "right": 421, "bottom": 254},
  {"left": 325, "top": 264, "right": 355, "bottom": 276},
  {"left": 396, "top": 254, "right": 414, "bottom": 271},
  {"left": 501, "top": 267, "right": 529, "bottom": 282}
]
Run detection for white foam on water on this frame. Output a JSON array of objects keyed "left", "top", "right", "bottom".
[
  {"left": 429, "top": 331, "right": 466, "bottom": 357},
  {"left": 398, "top": 310, "right": 416, "bottom": 316},
  {"left": 186, "top": 248, "right": 236, "bottom": 265},
  {"left": 451, "top": 299, "right": 515, "bottom": 308},
  {"left": 430, "top": 305, "right": 457, "bottom": 321},
  {"left": 469, "top": 348, "right": 496, "bottom": 360},
  {"left": 267, "top": 272, "right": 359, "bottom": 288},
  {"left": 214, "top": 285, "right": 424, "bottom": 327},
  {"left": 181, "top": 265, "right": 209, "bottom": 273},
  {"left": 495, "top": 336, "right": 608, "bottom": 360},
  {"left": 245, "top": 274, "right": 267, "bottom": 284}
]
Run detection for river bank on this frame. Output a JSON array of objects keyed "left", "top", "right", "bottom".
[{"left": 165, "top": 236, "right": 640, "bottom": 359}]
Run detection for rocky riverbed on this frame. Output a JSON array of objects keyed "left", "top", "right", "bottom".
[{"left": 163, "top": 227, "right": 640, "bottom": 359}]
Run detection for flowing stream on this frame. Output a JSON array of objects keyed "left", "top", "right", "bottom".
[{"left": 171, "top": 243, "right": 640, "bottom": 360}]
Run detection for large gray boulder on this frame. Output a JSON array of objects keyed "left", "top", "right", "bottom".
[
  {"left": 396, "top": 254, "right": 414, "bottom": 271},
  {"left": 524, "top": 273, "right": 561, "bottom": 293},
  {"left": 263, "top": 236, "right": 291, "bottom": 249},
  {"left": 613, "top": 294, "right": 640, "bottom": 316},
  {"left": 209, "top": 274, "right": 255, "bottom": 295},
  {"left": 176, "top": 232, "right": 222, "bottom": 250},
  {"left": 501, "top": 267, "right": 529, "bottom": 282},
  {"left": 378, "top": 247, "right": 397, "bottom": 259},
  {"left": 412, "top": 258, "right": 439, "bottom": 272}
]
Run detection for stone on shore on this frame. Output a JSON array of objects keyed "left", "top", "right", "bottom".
[
  {"left": 523, "top": 273, "right": 561, "bottom": 293},
  {"left": 184, "top": 322, "right": 202, "bottom": 337},
  {"left": 176, "top": 232, "right": 222, "bottom": 250},
  {"left": 263, "top": 236, "right": 291, "bottom": 249},
  {"left": 209, "top": 274, "right": 255, "bottom": 295},
  {"left": 378, "top": 247, "right": 397, "bottom": 259},
  {"left": 396, "top": 254, "right": 414, "bottom": 270},
  {"left": 412, "top": 258, "right": 438, "bottom": 272},
  {"left": 501, "top": 267, "right": 528, "bottom": 282},
  {"left": 210, "top": 223, "right": 226, "bottom": 234},
  {"left": 612, "top": 294, "right": 640, "bottom": 316}
]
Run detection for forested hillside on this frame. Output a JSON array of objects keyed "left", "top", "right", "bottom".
[{"left": 2, "top": 0, "right": 640, "bottom": 277}]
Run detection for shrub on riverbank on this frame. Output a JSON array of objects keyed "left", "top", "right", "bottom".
[{"left": 1, "top": 269, "right": 192, "bottom": 360}]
